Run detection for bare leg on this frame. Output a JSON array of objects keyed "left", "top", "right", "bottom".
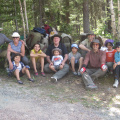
[
  {"left": 71, "top": 57, "right": 75, "bottom": 72},
  {"left": 14, "top": 69, "right": 20, "bottom": 80},
  {"left": 78, "top": 57, "right": 83, "bottom": 71},
  {"left": 31, "top": 57, "right": 37, "bottom": 73},
  {"left": 49, "top": 65, "right": 57, "bottom": 72},
  {"left": 22, "top": 67, "right": 31, "bottom": 78},
  {"left": 40, "top": 57, "right": 44, "bottom": 72},
  {"left": 59, "top": 65, "right": 63, "bottom": 70}
]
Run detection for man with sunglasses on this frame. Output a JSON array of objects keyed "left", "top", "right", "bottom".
[{"left": 80, "top": 39, "right": 107, "bottom": 90}]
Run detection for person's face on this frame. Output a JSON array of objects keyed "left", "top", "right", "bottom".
[
  {"left": 116, "top": 46, "right": 120, "bottom": 52},
  {"left": 54, "top": 50, "right": 60, "bottom": 56},
  {"left": 53, "top": 37, "right": 60, "bottom": 45},
  {"left": 34, "top": 44, "right": 40, "bottom": 52},
  {"left": 72, "top": 47, "right": 78, "bottom": 54},
  {"left": 92, "top": 42, "right": 99, "bottom": 51},
  {"left": 88, "top": 34, "right": 95, "bottom": 42},
  {"left": 107, "top": 43, "right": 112, "bottom": 49},
  {"left": 14, "top": 56, "right": 21, "bottom": 62},
  {"left": 13, "top": 37, "right": 19, "bottom": 43}
]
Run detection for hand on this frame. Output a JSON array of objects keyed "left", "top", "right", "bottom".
[
  {"left": 80, "top": 67, "right": 86, "bottom": 74},
  {"left": 61, "top": 61, "right": 65, "bottom": 66},
  {"left": 50, "top": 62, "right": 53, "bottom": 66},
  {"left": 101, "top": 64, "right": 107, "bottom": 71}
]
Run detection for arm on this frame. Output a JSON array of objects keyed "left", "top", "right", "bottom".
[
  {"left": 46, "top": 55, "right": 53, "bottom": 65},
  {"left": 79, "top": 44, "right": 90, "bottom": 52},
  {"left": 7, "top": 44, "right": 18, "bottom": 54},
  {"left": 38, "top": 51, "right": 46, "bottom": 57},
  {"left": 20, "top": 43, "right": 25, "bottom": 57},
  {"left": 61, "top": 54, "right": 68, "bottom": 66}
]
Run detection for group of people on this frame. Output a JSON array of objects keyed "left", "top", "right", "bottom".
[{"left": 5, "top": 31, "right": 120, "bottom": 90}]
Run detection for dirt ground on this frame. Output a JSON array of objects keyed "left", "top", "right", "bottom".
[{"left": 0, "top": 68, "right": 120, "bottom": 120}]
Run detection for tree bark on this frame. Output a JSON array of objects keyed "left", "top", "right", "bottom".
[
  {"left": 83, "top": 0, "right": 90, "bottom": 33},
  {"left": 118, "top": 0, "right": 120, "bottom": 40},
  {"left": 39, "top": 0, "right": 43, "bottom": 27},
  {"left": 18, "top": 0, "right": 26, "bottom": 41}
]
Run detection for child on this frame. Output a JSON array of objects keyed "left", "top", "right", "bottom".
[
  {"left": 105, "top": 39, "right": 116, "bottom": 74},
  {"left": 113, "top": 42, "right": 120, "bottom": 88},
  {"left": 30, "top": 43, "right": 46, "bottom": 77},
  {"left": 68, "top": 43, "right": 83, "bottom": 75},
  {"left": 49, "top": 48, "right": 63, "bottom": 72},
  {"left": 9, "top": 53, "right": 34, "bottom": 84}
]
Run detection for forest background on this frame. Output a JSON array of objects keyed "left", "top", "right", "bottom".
[{"left": 0, "top": 0, "right": 120, "bottom": 42}]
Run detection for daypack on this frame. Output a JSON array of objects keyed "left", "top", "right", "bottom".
[
  {"left": 26, "top": 32, "right": 44, "bottom": 50},
  {"left": 44, "top": 24, "right": 53, "bottom": 34},
  {"left": 33, "top": 27, "right": 46, "bottom": 37}
]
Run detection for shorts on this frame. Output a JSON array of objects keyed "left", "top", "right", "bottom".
[
  {"left": 54, "top": 65, "right": 60, "bottom": 70},
  {"left": 69, "top": 62, "right": 79, "bottom": 68},
  {"left": 19, "top": 70, "right": 24, "bottom": 77}
]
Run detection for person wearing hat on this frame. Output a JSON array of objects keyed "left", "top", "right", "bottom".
[
  {"left": 79, "top": 31, "right": 96, "bottom": 57},
  {"left": 68, "top": 43, "right": 83, "bottom": 76},
  {"left": 104, "top": 39, "right": 116, "bottom": 74},
  {"left": 7, "top": 32, "right": 29, "bottom": 70},
  {"left": 44, "top": 34, "right": 69, "bottom": 82},
  {"left": 80, "top": 39, "right": 107, "bottom": 90},
  {"left": 49, "top": 48, "right": 63, "bottom": 73},
  {"left": 113, "top": 42, "right": 120, "bottom": 88}
]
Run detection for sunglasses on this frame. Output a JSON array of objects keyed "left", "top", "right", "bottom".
[
  {"left": 13, "top": 37, "right": 19, "bottom": 38},
  {"left": 116, "top": 46, "right": 120, "bottom": 48}
]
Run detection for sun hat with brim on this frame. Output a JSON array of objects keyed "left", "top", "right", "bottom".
[
  {"left": 87, "top": 31, "right": 96, "bottom": 37},
  {"left": 52, "top": 48, "right": 62, "bottom": 55},
  {"left": 12, "top": 32, "right": 20, "bottom": 38},
  {"left": 0, "top": 28, "right": 3, "bottom": 31},
  {"left": 115, "top": 42, "right": 120, "bottom": 48},
  {"left": 90, "top": 39, "right": 101, "bottom": 49},
  {"left": 71, "top": 43, "right": 79, "bottom": 49},
  {"left": 51, "top": 34, "right": 62, "bottom": 42},
  {"left": 105, "top": 39, "right": 114, "bottom": 47}
]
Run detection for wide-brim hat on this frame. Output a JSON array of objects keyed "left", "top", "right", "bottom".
[
  {"left": 105, "top": 39, "right": 114, "bottom": 47},
  {"left": 115, "top": 42, "right": 120, "bottom": 48},
  {"left": 87, "top": 31, "right": 96, "bottom": 36},
  {"left": 90, "top": 39, "right": 101, "bottom": 49},
  {"left": 12, "top": 32, "right": 20, "bottom": 38},
  {"left": 52, "top": 48, "right": 62, "bottom": 55},
  {"left": 51, "top": 34, "right": 62, "bottom": 42}
]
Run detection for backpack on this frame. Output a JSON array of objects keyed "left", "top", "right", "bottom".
[
  {"left": 33, "top": 27, "right": 46, "bottom": 37},
  {"left": 44, "top": 24, "right": 53, "bottom": 34}
]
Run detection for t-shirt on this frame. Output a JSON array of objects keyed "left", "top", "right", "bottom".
[
  {"left": 31, "top": 49, "right": 42, "bottom": 61},
  {"left": 52, "top": 55, "right": 63, "bottom": 66},
  {"left": 46, "top": 43, "right": 68, "bottom": 59},
  {"left": 115, "top": 52, "right": 120, "bottom": 63},
  {"left": 80, "top": 38, "right": 91, "bottom": 50},
  {"left": 13, "top": 61, "right": 22, "bottom": 72},
  {"left": 106, "top": 49, "right": 116, "bottom": 62},
  {"left": 10, "top": 41, "right": 22, "bottom": 53},
  {"left": 68, "top": 51, "right": 81, "bottom": 63}
]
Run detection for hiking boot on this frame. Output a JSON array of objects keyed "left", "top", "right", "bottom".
[
  {"left": 34, "top": 72, "right": 38, "bottom": 76},
  {"left": 41, "top": 72, "right": 46, "bottom": 77},
  {"left": 28, "top": 78, "right": 34, "bottom": 82},
  {"left": 17, "top": 80, "right": 23, "bottom": 84},
  {"left": 51, "top": 77, "right": 57, "bottom": 83},
  {"left": 73, "top": 71, "right": 77, "bottom": 75},
  {"left": 85, "top": 84, "right": 98, "bottom": 90},
  {"left": 113, "top": 79, "right": 119, "bottom": 88}
]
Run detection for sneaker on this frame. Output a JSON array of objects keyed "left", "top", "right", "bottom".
[
  {"left": 110, "top": 70, "right": 113, "bottom": 75},
  {"left": 28, "top": 78, "right": 34, "bottom": 82},
  {"left": 17, "top": 80, "right": 23, "bottom": 84},
  {"left": 85, "top": 84, "right": 98, "bottom": 90},
  {"left": 77, "top": 71, "right": 81, "bottom": 76},
  {"left": 73, "top": 71, "right": 77, "bottom": 75},
  {"left": 41, "top": 72, "right": 46, "bottom": 77},
  {"left": 113, "top": 79, "right": 119, "bottom": 88},
  {"left": 51, "top": 77, "right": 57, "bottom": 83},
  {"left": 34, "top": 72, "right": 38, "bottom": 76}
]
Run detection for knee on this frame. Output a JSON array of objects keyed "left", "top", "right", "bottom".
[{"left": 71, "top": 57, "right": 75, "bottom": 61}]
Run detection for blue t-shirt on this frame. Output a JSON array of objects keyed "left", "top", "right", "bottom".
[
  {"left": 115, "top": 52, "right": 120, "bottom": 63},
  {"left": 10, "top": 41, "right": 22, "bottom": 53}
]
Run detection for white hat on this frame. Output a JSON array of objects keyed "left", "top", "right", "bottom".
[
  {"left": 12, "top": 32, "right": 20, "bottom": 38},
  {"left": 0, "top": 28, "right": 3, "bottom": 31}
]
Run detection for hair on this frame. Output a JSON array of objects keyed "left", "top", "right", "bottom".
[
  {"left": 106, "top": 42, "right": 113, "bottom": 47},
  {"left": 32, "top": 43, "right": 41, "bottom": 51},
  {"left": 53, "top": 50, "right": 60, "bottom": 55},
  {"left": 12, "top": 53, "right": 21, "bottom": 61}
]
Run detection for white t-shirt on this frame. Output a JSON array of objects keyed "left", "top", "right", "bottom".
[
  {"left": 52, "top": 55, "right": 63, "bottom": 66},
  {"left": 13, "top": 61, "right": 22, "bottom": 72}
]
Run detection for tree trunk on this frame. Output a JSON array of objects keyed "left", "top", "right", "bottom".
[
  {"left": 118, "top": 0, "right": 120, "bottom": 40},
  {"left": 24, "top": 0, "right": 29, "bottom": 34},
  {"left": 109, "top": 0, "right": 117, "bottom": 38},
  {"left": 65, "top": 0, "right": 70, "bottom": 23},
  {"left": 39, "top": 0, "right": 43, "bottom": 27},
  {"left": 18, "top": 0, "right": 26, "bottom": 41},
  {"left": 83, "top": 0, "right": 90, "bottom": 33}
]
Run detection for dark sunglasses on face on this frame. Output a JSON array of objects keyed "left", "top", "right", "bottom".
[{"left": 13, "top": 37, "right": 19, "bottom": 38}]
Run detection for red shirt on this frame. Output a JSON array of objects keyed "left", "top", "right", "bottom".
[{"left": 106, "top": 49, "right": 116, "bottom": 62}]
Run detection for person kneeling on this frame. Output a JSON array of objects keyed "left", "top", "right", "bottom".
[{"left": 9, "top": 53, "right": 34, "bottom": 84}]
